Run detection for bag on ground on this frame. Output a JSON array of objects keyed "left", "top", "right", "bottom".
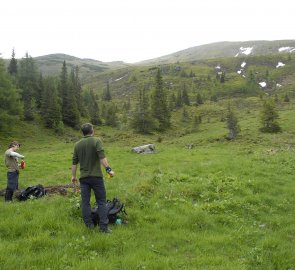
[
  {"left": 91, "top": 197, "right": 126, "bottom": 225},
  {"left": 17, "top": 184, "right": 46, "bottom": 201}
]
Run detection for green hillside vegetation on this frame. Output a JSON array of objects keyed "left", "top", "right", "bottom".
[{"left": 1, "top": 41, "right": 295, "bottom": 269}]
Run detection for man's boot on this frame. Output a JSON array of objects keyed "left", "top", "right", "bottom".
[{"left": 5, "top": 189, "right": 13, "bottom": 202}]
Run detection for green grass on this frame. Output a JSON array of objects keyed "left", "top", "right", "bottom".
[{"left": 1, "top": 99, "right": 295, "bottom": 269}]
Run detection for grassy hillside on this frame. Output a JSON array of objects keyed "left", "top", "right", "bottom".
[
  {"left": 0, "top": 97, "right": 295, "bottom": 269},
  {"left": 85, "top": 52, "right": 295, "bottom": 105}
]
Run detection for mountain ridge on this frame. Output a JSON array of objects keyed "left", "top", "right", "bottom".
[
  {"left": 136, "top": 40, "right": 295, "bottom": 65},
  {"left": 3, "top": 40, "right": 295, "bottom": 82}
]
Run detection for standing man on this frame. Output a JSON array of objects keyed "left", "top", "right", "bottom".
[
  {"left": 71, "top": 123, "right": 114, "bottom": 233},
  {"left": 4, "top": 141, "right": 25, "bottom": 201}
]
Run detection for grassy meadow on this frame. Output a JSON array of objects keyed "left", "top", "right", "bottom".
[{"left": 0, "top": 98, "right": 295, "bottom": 270}]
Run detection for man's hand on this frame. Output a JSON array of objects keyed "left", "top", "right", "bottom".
[
  {"left": 71, "top": 165, "right": 78, "bottom": 184},
  {"left": 108, "top": 170, "right": 115, "bottom": 178},
  {"left": 71, "top": 176, "right": 78, "bottom": 184},
  {"left": 106, "top": 166, "right": 115, "bottom": 178}
]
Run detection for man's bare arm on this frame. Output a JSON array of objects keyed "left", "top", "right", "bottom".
[{"left": 100, "top": 158, "right": 115, "bottom": 177}]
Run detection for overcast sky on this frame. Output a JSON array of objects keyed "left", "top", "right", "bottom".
[{"left": 1, "top": 0, "right": 294, "bottom": 63}]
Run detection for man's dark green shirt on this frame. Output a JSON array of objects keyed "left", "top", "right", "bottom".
[{"left": 72, "top": 135, "right": 106, "bottom": 179}]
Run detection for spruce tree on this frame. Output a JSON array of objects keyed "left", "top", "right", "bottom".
[
  {"left": 151, "top": 68, "right": 170, "bottom": 131},
  {"left": 102, "top": 81, "right": 112, "bottom": 101},
  {"left": 260, "top": 99, "right": 281, "bottom": 133},
  {"left": 181, "top": 106, "right": 190, "bottom": 123},
  {"left": 42, "top": 77, "right": 62, "bottom": 130},
  {"left": 89, "top": 90, "right": 102, "bottom": 125},
  {"left": 196, "top": 93, "right": 204, "bottom": 106},
  {"left": 192, "top": 114, "right": 201, "bottom": 131},
  {"left": 284, "top": 94, "right": 290, "bottom": 102},
  {"left": 60, "top": 60, "right": 68, "bottom": 121},
  {"left": 175, "top": 88, "right": 183, "bottom": 108},
  {"left": 0, "top": 58, "right": 21, "bottom": 130},
  {"left": 182, "top": 83, "right": 190, "bottom": 105},
  {"left": 131, "top": 86, "right": 155, "bottom": 133},
  {"left": 35, "top": 73, "right": 44, "bottom": 109},
  {"left": 59, "top": 61, "right": 80, "bottom": 128},
  {"left": 8, "top": 48, "right": 17, "bottom": 75},
  {"left": 246, "top": 71, "right": 259, "bottom": 95},
  {"left": 104, "top": 103, "right": 118, "bottom": 127},
  {"left": 122, "top": 98, "right": 131, "bottom": 112},
  {"left": 22, "top": 81, "right": 34, "bottom": 120},
  {"left": 220, "top": 72, "right": 225, "bottom": 83},
  {"left": 168, "top": 93, "right": 176, "bottom": 110},
  {"left": 226, "top": 103, "right": 240, "bottom": 139},
  {"left": 18, "top": 53, "right": 38, "bottom": 120},
  {"left": 72, "top": 66, "right": 87, "bottom": 116}
]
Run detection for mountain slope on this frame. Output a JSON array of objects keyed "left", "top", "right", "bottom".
[
  {"left": 33, "top": 54, "right": 130, "bottom": 81},
  {"left": 137, "top": 40, "right": 295, "bottom": 65}
]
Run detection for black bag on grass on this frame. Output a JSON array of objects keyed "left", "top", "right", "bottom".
[
  {"left": 17, "top": 184, "right": 46, "bottom": 201},
  {"left": 91, "top": 197, "right": 126, "bottom": 225}
]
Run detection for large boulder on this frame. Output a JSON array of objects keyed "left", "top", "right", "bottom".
[{"left": 131, "top": 144, "right": 155, "bottom": 154}]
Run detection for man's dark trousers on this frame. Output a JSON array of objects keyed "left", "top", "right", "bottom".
[
  {"left": 79, "top": 176, "right": 108, "bottom": 230},
  {"left": 5, "top": 171, "right": 19, "bottom": 201}
]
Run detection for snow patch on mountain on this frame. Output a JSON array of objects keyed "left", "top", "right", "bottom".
[
  {"left": 278, "top": 47, "right": 295, "bottom": 53},
  {"left": 235, "top": 47, "right": 253, "bottom": 57},
  {"left": 241, "top": 62, "right": 246, "bottom": 68},
  {"left": 276, "top": 62, "right": 285, "bottom": 68},
  {"left": 114, "top": 74, "right": 128, "bottom": 81},
  {"left": 236, "top": 62, "right": 247, "bottom": 75},
  {"left": 259, "top": 82, "right": 267, "bottom": 88}
]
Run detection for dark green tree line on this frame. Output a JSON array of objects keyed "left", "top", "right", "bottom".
[{"left": 0, "top": 58, "right": 22, "bottom": 129}]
